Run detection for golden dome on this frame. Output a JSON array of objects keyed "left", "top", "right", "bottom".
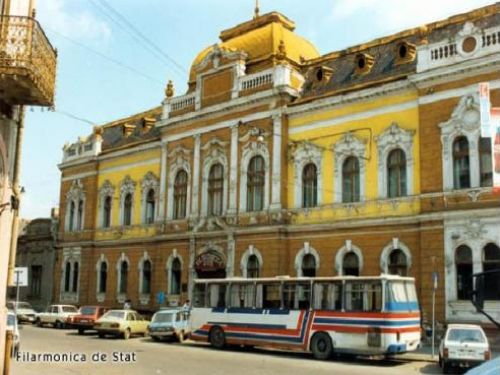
[{"left": 189, "top": 12, "right": 319, "bottom": 83}]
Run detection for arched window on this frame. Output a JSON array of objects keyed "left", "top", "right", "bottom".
[
  {"left": 208, "top": 163, "right": 224, "bottom": 216},
  {"left": 455, "top": 245, "right": 472, "bottom": 300},
  {"left": 483, "top": 243, "right": 500, "bottom": 301},
  {"left": 388, "top": 249, "right": 408, "bottom": 276},
  {"left": 302, "top": 163, "right": 318, "bottom": 208},
  {"left": 123, "top": 193, "right": 133, "bottom": 226},
  {"left": 103, "top": 196, "right": 112, "bottom": 228},
  {"left": 247, "top": 254, "right": 260, "bottom": 278},
  {"left": 119, "top": 261, "right": 128, "bottom": 294},
  {"left": 99, "top": 262, "right": 107, "bottom": 294},
  {"left": 479, "top": 138, "right": 493, "bottom": 187},
  {"left": 342, "top": 157, "right": 360, "bottom": 203},
  {"left": 173, "top": 170, "right": 188, "bottom": 219},
  {"left": 247, "top": 156, "right": 265, "bottom": 212},
  {"left": 301, "top": 253, "right": 316, "bottom": 277},
  {"left": 452, "top": 136, "right": 470, "bottom": 189},
  {"left": 343, "top": 252, "right": 359, "bottom": 276},
  {"left": 170, "top": 258, "right": 181, "bottom": 295},
  {"left": 142, "top": 260, "right": 152, "bottom": 294},
  {"left": 64, "top": 262, "right": 71, "bottom": 292},
  {"left": 68, "top": 201, "right": 75, "bottom": 232},
  {"left": 145, "top": 189, "right": 156, "bottom": 224},
  {"left": 387, "top": 149, "right": 407, "bottom": 198},
  {"left": 77, "top": 200, "right": 84, "bottom": 230},
  {"left": 72, "top": 262, "right": 79, "bottom": 293}
]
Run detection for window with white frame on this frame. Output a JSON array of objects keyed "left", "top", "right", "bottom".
[
  {"left": 173, "top": 170, "right": 188, "bottom": 219},
  {"left": 342, "top": 156, "right": 360, "bottom": 203},
  {"left": 141, "top": 171, "right": 159, "bottom": 224},
  {"left": 239, "top": 141, "right": 270, "bottom": 213},
  {"left": 453, "top": 136, "right": 471, "bottom": 189},
  {"left": 141, "top": 260, "right": 152, "bottom": 294},
  {"left": 118, "top": 259, "right": 129, "bottom": 294},
  {"left": 483, "top": 243, "right": 500, "bottom": 301},
  {"left": 119, "top": 176, "right": 136, "bottom": 226},
  {"left": 65, "top": 180, "right": 85, "bottom": 232},
  {"left": 208, "top": 163, "right": 224, "bottom": 216},
  {"left": 98, "top": 180, "right": 114, "bottom": 228},
  {"left": 291, "top": 141, "right": 323, "bottom": 208},
  {"left": 247, "top": 156, "right": 265, "bottom": 212},
  {"left": 343, "top": 252, "right": 360, "bottom": 276},
  {"left": 302, "top": 163, "right": 318, "bottom": 208},
  {"left": 98, "top": 261, "right": 107, "bottom": 294},
  {"left": 388, "top": 249, "right": 408, "bottom": 276},
  {"left": 455, "top": 245, "right": 472, "bottom": 300},
  {"left": 170, "top": 258, "right": 181, "bottom": 295},
  {"left": 145, "top": 189, "right": 156, "bottom": 224},
  {"left": 387, "top": 150, "right": 407, "bottom": 198}
]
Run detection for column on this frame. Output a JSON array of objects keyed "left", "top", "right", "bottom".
[
  {"left": 270, "top": 113, "right": 282, "bottom": 210},
  {"left": 227, "top": 124, "right": 239, "bottom": 215},
  {"left": 188, "top": 235, "right": 196, "bottom": 301},
  {"left": 191, "top": 134, "right": 201, "bottom": 217},
  {"left": 158, "top": 141, "right": 168, "bottom": 220}
]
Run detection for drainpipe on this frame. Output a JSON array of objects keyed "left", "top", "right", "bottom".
[{"left": 7, "top": 105, "right": 24, "bottom": 286}]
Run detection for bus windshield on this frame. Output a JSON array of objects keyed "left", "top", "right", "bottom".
[{"left": 385, "top": 280, "right": 418, "bottom": 312}]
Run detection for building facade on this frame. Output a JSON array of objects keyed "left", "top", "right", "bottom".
[
  {"left": 0, "top": 0, "right": 57, "bottom": 372},
  {"left": 56, "top": 4, "right": 500, "bottom": 333},
  {"left": 10, "top": 211, "right": 58, "bottom": 311}
]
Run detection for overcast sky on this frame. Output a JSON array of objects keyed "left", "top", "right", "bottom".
[{"left": 20, "top": 0, "right": 496, "bottom": 219}]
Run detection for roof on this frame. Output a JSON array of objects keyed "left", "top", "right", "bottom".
[{"left": 446, "top": 324, "right": 486, "bottom": 329}]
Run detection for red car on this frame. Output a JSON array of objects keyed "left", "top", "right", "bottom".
[{"left": 69, "top": 306, "right": 109, "bottom": 335}]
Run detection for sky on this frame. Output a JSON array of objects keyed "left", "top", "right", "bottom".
[{"left": 20, "top": 0, "right": 497, "bottom": 219}]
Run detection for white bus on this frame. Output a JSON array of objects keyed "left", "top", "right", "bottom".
[{"left": 190, "top": 275, "right": 421, "bottom": 359}]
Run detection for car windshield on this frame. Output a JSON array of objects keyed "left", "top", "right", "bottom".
[
  {"left": 153, "top": 313, "right": 174, "bottom": 323},
  {"left": 79, "top": 307, "right": 97, "bottom": 315},
  {"left": 17, "top": 302, "right": 32, "bottom": 309},
  {"left": 447, "top": 329, "right": 485, "bottom": 343},
  {"left": 103, "top": 311, "right": 125, "bottom": 320},
  {"left": 7, "top": 314, "right": 15, "bottom": 327},
  {"left": 62, "top": 306, "right": 78, "bottom": 313}
]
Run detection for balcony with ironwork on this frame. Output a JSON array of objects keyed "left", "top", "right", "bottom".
[{"left": 0, "top": 16, "right": 57, "bottom": 106}]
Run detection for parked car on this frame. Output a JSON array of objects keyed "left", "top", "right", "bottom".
[
  {"left": 439, "top": 324, "right": 491, "bottom": 373},
  {"left": 6, "top": 312, "right": 20, "bottom": 357},
  {"left": 94, "top": 310, "right": 149, "bottom": 339},
  {"left": 148, "top": 308, "right": 189, "bottom": 342},
  {"left": 69, "top": 306, "right": 109, "bottom": 335},
  {"left": 465, "top": 357, "right": 500, "bottom": 375},
  {"left": 35, "top": 304, "right": 79, "bottom": 328},
  {"left": 6, "top": 301, "right": 37, "bottom": 324}
]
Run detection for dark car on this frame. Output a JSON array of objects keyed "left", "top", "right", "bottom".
[{"left": 69, "top": 306, "right": 109, "bottom": 335}]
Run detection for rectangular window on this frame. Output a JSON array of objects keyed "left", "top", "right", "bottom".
[
  {"left": 208, "top": 284, "right": 227, "bottom": 308},
  {"left": 193, "top": 283, "right": 207, "bottom": 308},
  {"left": 30, "top": 265, "right": 42, "bottom": 297},
  {"left": 283, "top": 283, "right": 311, "bottom": 310},
  {"left": 313, "top": 282, "right": 342, "bottom": 310},
  {"left": 345, "top": 282, "right": 382, "bottom": 312},
  {"left": 229, "top": 283, "right": 255, "bottom": 308},
  {"left": 256, "top": 283, "right": 281, "bottom": 309}
]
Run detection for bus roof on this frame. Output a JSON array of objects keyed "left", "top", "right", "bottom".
[{"left": 193, "top": 275, "right": 415, "bottom": 283}]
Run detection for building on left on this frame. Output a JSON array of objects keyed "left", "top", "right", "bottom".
[{"left": 0, "top": 0, "right": 57, "bottom": 373}]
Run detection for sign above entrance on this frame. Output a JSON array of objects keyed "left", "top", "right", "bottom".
[{"left": 194, "top": 250, "right": 226, "bottom": 273}]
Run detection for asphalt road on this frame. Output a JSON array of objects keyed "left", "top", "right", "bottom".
[{"left": 11, "top": 325, "right": 441, "bottom": 375}]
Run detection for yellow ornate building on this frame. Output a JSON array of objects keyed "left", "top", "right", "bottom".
[{"left": 57, "top": 4, "right": 500, "bottom": 331}]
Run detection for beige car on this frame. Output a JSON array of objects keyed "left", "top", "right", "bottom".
[{"left": 94, "top": 310, "right": 149, "bottom": 339}]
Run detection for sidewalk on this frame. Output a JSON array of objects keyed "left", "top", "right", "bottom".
[{"left": 398, "top": 344, "right": 500, "bottom": 363}]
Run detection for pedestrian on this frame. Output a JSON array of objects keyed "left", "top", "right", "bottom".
[{"left": 124, "top": 299, "right": 132, "bottom": 310}]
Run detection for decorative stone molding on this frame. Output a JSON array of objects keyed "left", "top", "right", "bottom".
[
  {"left": 294, "top": 242, "right": 320, "bottom": 276},
  {"left": 201, "top": 138, "right": 229, "bottom": 216},
  {"left": 379, "top": 237, "right": 412, "bottom": 274},
  {"left": 167, "top": 146, "right": 192, "bottom": 220},
  {"left": 119, "top": 175, "right": 136, "bottom": 225},
  {"left": 59, "top": 248, "right": 81, "bottom": 303},
  {"left": 240, "top": 245, "right": 263, "bottom": 278},
  {"left": 291, "top": 141, "right": 323, "bottom": 208},
  {"left": 335, "top": 240, "right": 364, "bottom": 275},
  {"left": 239, "top": 141, "right": 271, "bottom": 213},
  {"left": 439, "top": 94, "right": 481, "bottom": 190},
  {"left": 140, "top": 171, "right": 159, "bottom": 224},
  {"left": 98, "top": 180, "right": 115, "bottom": 227},
  {"left": 166, "top": 249, "right": 184, "bottom": 295},
  {"left": 332, "top": 132, "right": 367, "bottom": 203},
  {"left": 375, "top": 122, "right": 415, "bottom": 198}
]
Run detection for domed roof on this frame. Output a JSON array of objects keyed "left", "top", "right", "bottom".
[{"left": 189, "top": 12, "right": 319, "bottom": 83}]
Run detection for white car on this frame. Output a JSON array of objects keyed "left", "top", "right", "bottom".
[
  {"left": 7, "top": 301, "right": 38, "bottom": 323},
  {"left": 6, "top": 312, "right": 20, "bottom": 357},
  {"left": 36, "top": 304, "right": 79, "bottom": 328},
  {"left": 439, "top": 324, "right": 491, "bottom": 373}
]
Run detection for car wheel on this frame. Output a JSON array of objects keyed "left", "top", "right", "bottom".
[
  {"left": 123, "top": 328, "right": 131, "bottom": 340},
  {"left": 442, "top": 361, "right": 451, "bottom": 374},
  {"left": 55, "top": 321, "right": 61, "bottom": 329},
  {"left": 209, "top": 326, "right": 225, "bottom": 349},
  {"left": 98, "top": 332, "right": 105, "bottom": 339},
  {"left": 35, "top": 318, "right": 42, "bottom": 327},
  {"left": 310, "top": 332, "right": 334, "bottom": 360},
  {"left": 151, "top": 336, "right": 160, "bottom": 342},
  {"left": 78, "top": 328, "right": 84, "bottom": 335}
]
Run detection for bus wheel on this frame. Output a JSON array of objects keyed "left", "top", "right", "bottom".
[
  {"left": 209, "top": 326, "right": 226, "bottom": 349},
  {"left": 311, "top": 332, "right": 333, "bottom": 360}
]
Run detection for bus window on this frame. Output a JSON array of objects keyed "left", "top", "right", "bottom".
[
  {"left": 208, "top": 284, "right": 227, "bottom": 308},
  {"left": 345, "top": 282, "right": 382, "bottom": 312},
  {"left": 257, "top": 283, "right": 281, "bottom": 309},
  {"left": 345, "top": 282, "right": 364, "bottom": 311},
  {"left": 385, "top": 281, "right": 409, "bottom": 310},
  {"left": 282, "top": 283, "right": 310, "bottom": 310},
  {"left": 314, "top": 283, "right": 342, "bottom": 310},
  {"left": 366, "top": 282, "right": 382, "bottom": 311},
  {"left": 229, "top": 283, "right": 255, "bottom": 308},
  {"left": 193, "top": 283, "right": 207, "bottom": 307}
]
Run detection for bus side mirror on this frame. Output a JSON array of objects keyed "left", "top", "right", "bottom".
[{"left": 472, "top": 275, "right": 485, "bottom": 312}]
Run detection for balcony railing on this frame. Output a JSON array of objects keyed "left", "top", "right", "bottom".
[{"left": 0, "top": 16, "right": 57, "bottom": 106}]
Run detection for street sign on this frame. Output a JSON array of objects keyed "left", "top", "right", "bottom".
[
  {"left": 479, "top": 82, "right": 491, "bottom": 137},
  {"left": 432, "top": 271, "right": 439, "bottom": 290},
  {"left": 12, "top": 267, "right": 28, "bottom": 287}
]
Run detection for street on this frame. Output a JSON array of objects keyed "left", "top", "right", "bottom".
[{"left": 11, "top": 325, "right": 441, "bottom": 375}]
